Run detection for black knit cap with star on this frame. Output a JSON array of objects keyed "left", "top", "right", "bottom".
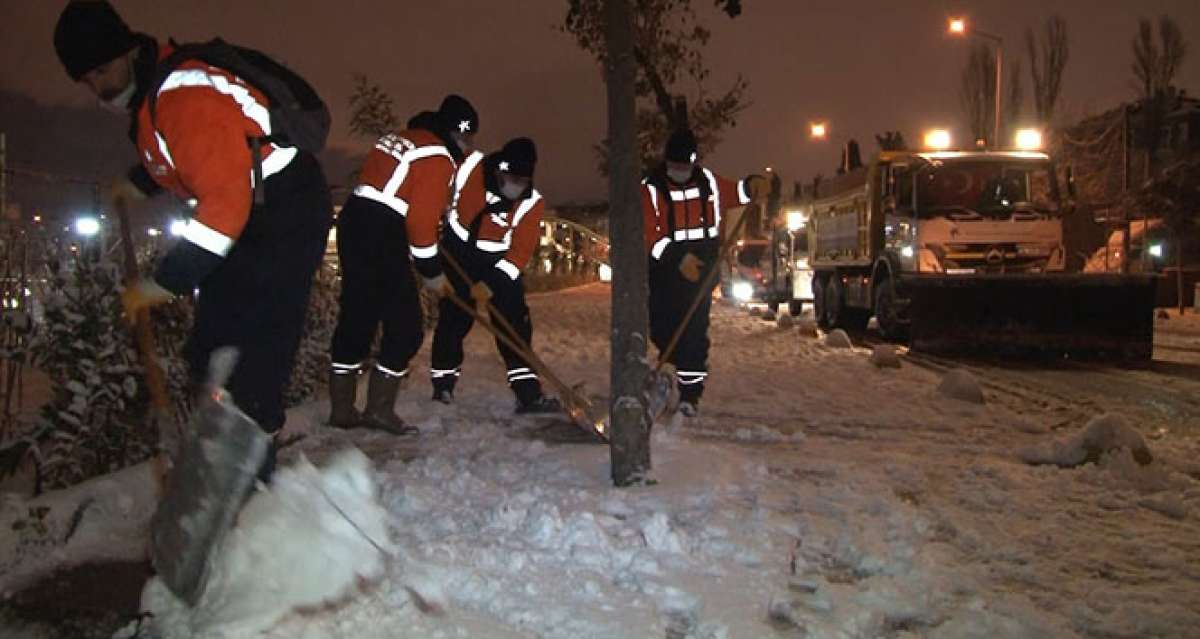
[
  {"left": 496, "top": 137, "right": 537, "bottom": 178},
  {"left": 54, "top": 1, "right": 139, "bottom": 81},
  {"left": 665, "top": 128, "right": 699, "bottom": 163},
  {"left": 437, "top": 94, "right": 479, "bottom": 136}
]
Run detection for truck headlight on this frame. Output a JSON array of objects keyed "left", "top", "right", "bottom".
[
  {"left": 733, "top": 282, "right": 754, "bottom": 302},
  {"left": 794, "top": 257, "right": 809, "bottom": 269}
]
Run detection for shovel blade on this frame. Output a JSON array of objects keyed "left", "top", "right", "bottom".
[{"left": 149, "top": 353, "right": 268, "bottom": 606}]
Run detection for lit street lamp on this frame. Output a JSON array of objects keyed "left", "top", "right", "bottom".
[
  {"left": 74, "top": 216, "right": 100, "bottom": 237},
  {"left": 948, "top": 16, "right": 1002, "bottom": 147},
  {"left": 810, "top": 122, "right": 828, "bottom": 140}
]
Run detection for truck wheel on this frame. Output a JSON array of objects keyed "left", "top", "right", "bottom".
[
  {"left": 788, "top": 299, "right": 804, "bottom": 316},
  {"left": 828, "top": 277, "right": 869, "bottom": 332},
  {"left": 824, "top": 277, "right": 846, "bottom": 328},
  {"left": 874, "top": 277, "right": 909, "bottom": 342},
  {"left": 813, "top": 276, "right": 830, "bottom": 329}
]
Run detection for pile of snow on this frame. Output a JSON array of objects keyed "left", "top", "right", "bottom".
[
  {"left": 127, "top": 448, "right": 391, "bottom": 638},
  {"left": 795, "top": 319, "right": 819, "bottom": 338},
  {"left": 870, "top": 344, "right": 901, "bottom": 369},
  {"left": 775, "top": 313, "right": 794, "bottom": 328},
  {"left": 938, "top": 370, "right": 985, "bottom": 404},
  {"left": 0, "top": 461, "right": 158, "bottom": 595},
  {"left": 823, "top": 329, "right": 852, "bottom": 349},
  {"left": 1019, "top": 413, "right": 1153, "bottom": 468}
]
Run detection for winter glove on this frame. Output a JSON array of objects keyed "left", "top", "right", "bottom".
[
  {"left": 679, "top": 252, "right": 704, "bottom": 282},
  {"left": 745, "top": 174, "right": 771, "bottom": 202},
  {"left": 422, "top": 274, "right": 454, "bottom": 298},
  {"left": 121, "top": 278, "right": 174, "bottom": 324}
]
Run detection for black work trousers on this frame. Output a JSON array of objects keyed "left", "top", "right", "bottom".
[
  {"left": 184, "top": 152, "right": 332, "bottom": 433},
  {"left": 430, "top": 232, "right": 542, "bottom": 404},
  {"left": 648, "top": 239, "right": 719, "bottom": 404},
  {"left": 329, "top": 196, "right": 425, "bottom": 377}
]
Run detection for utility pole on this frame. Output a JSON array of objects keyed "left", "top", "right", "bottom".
[
  {"left": 1, "top": 133, "right": 6, "bottom": 224},
  {"left": 604, "top": 0, "right": 652, "bottom": 486},
  {"left": 1122, "top": 105, "right": 1131, "bottom": 274},
  {"left": 948, "top": 18, "right": 1003, "bottom": 146}
]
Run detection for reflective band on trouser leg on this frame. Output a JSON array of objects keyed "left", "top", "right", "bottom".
[
  {"left": 431, "top": 368, "right": 461, "bottom": 379},
  {"left": 375, "top": 363, "right": 409, "bottom": 379},
  {"left": 676, "top": 371, "right": 708, "bottom": 385},
  {"left": 506, "top": 367, "right": 538, "bottom": 383},
  {"left": 411, "top": 244, "right": 438, "bottom": 259},
  {"left": 331, "top": 361, "right": 364, "bottom": 376}
]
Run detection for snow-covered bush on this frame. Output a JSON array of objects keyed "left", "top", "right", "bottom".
[
  {"left": 21, "top": 247, "right": 337, "bottom": 490},
  {"left": 27, "top": 252, "right": 156, "bottom": 489},
  {"left": 283, "top": 263, "right": 338, "bottom": 407}
]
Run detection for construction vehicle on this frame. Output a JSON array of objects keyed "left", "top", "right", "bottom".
[
  {"left": 801, "top": 131, "right": 1155, "bottom": 360},
  {"left": 720, "top": 181, "right": 814, "bottom": 315}
]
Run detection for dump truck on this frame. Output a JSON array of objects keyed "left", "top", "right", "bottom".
[
  {"left": 801, "top": 146, "right": 1155, "bottom": 360},
  {"left": 720, "top": 180, "right": 814, "bottom": 315}
]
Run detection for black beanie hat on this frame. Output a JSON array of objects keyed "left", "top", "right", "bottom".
[
  {"left": 54, "top": 1, "right": 138, "bottom": 81},
  {"left": 497, "top": 137, "right": 537, "bottom": 178},
  {"left": 665, "top": 128, "right": 698, "bottom": 163},
  {"left": 437, "top": 94, "right": 479, "bottom": 136}
]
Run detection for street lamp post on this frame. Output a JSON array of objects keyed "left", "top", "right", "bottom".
[{"left": 949, "top": 17, "right": 1003, "bottom": 147}]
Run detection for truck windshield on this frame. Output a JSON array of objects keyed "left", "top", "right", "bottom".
[{"left": 916, "top": 161, "right": 1059, "bottom": 219}]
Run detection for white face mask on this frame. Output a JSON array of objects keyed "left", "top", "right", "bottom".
[
  {"left": 452, "top": 133, "right": 473, "bottom": 155},
  {"left": 500, "top": 179, "right": 527, "bottom": 201},
  {"left": 667, "top": 167, "right": 693, "bottom": 184},
  {"left": 99, "top": 75, "right": 137, "bottom": 113}
]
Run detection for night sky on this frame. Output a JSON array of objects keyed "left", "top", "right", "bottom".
[{"left": 2, "top": 0, "right": 1198, "bottom": 206}]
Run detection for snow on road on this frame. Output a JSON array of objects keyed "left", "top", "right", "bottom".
[{"left": 102, "top": 284, "right": 1200, "bottom": 637}]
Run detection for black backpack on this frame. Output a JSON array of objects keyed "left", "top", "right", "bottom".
[{"left": 146, "top": 38, "right": 330, "bottom": 204}]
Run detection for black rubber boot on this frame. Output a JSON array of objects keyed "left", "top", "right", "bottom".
[
  {"left": 328, "top": 370, "right": 362, "bottom": 429},
  {"left": 362, "top": 367, "right": 419, "bottom": 435},
  {"left": 516, "top": 394, "right": 564, "bottom": 415}
]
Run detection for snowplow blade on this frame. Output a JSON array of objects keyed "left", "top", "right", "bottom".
[
  {"left": 905, "top": 274, "right": 1155, "bottom": 361},
  {"left": 150, "top": 348, "right": 269, "bottom": 606}
]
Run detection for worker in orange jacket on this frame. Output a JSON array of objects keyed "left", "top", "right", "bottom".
[
  {"left": 430, "top": 138, "right": 560, "bottom": 413},
  {"left": 328, "top": 97, "right": 478, "bottom": 435},
  {"left": 54, "top": 1, "right": 332, "bottom": 477},
  {"left": 643, "top": 128, "right": 767, "bottom": 417}
]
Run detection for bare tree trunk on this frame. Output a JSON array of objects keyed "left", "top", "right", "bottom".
[{"left": 604, "top": 0, "right": 651, "bottom": 486}]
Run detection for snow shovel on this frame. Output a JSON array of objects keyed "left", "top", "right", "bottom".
[
  {"left": 111, "top": 191, "right": 177, "bottom": 486},
  {"left": 150, "top": 347, "right": 270, "bottom": 606},
  {"left": 438, "top": 251, "right": 608, "bottom": 442}
]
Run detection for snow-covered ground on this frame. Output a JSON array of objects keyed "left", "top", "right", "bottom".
[{"left": 9, "top": 284, "right": 1200, "bottom": 638}]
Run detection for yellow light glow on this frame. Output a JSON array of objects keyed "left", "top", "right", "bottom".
[
  {"left": 1014, "top": 128, "right": 1043, "bottom": 150},
  {"left": 810, "top": 122, "right": 828, "bottom": 139},
  {"left": 786, "top": 210, "right": 807, "bottom": 231},
  {"left": 923, "top": 129, "right": 952, "bottom": 150},
  {"left": 949, "top": 18, "right": 966, "bottom": 34}
]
